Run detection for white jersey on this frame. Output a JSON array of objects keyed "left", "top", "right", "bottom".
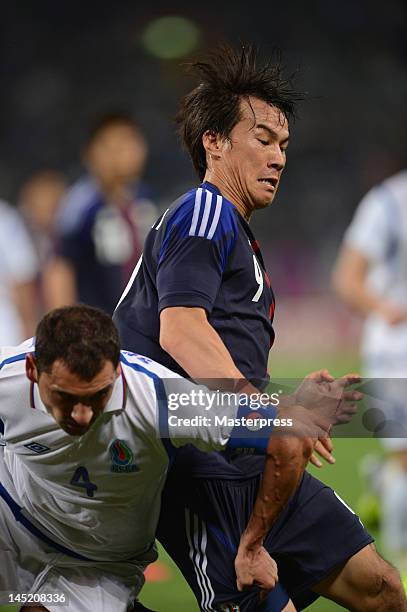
[
  {"left": 344, "top": 169, "right": 407, "bottom": 370},
  {"left": 0, "top": 343, "right": 240, "bottom": 568},
  {"left": 0, "top": 200, "right": 39, "bottom": 345}
]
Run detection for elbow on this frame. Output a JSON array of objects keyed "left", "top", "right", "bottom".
[
  {"left": 331, "top": 270, "right": 353, "bottom": 305},
  {"left": 159, "top": 325, "right": 177, "bottom": 356},
  {"left": 159, "top": 315, "right": 182, "bottom": 357}
]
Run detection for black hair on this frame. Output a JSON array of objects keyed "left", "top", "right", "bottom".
[
  {"left": 35, "top": 305, "right": 120, "bottom": 381},
  {"left": 85, "top": 112, "right": 138, "bottom": 146},
  {"left": 177, "top": 43, "right": 304, "bottom": 180}
]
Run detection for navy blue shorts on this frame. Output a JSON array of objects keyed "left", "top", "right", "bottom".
[{"left": 157, "top": 469, "right": 373, "bottom": 611}]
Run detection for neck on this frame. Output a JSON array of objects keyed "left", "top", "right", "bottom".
[{"left": 203, "top": 172, "right": 252, "bottom": 222}]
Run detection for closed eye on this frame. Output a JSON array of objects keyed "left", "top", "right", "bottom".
[
  {"left": 55, "top": 391, "right": 73, "bottom": 401},
  {"left": 258, "top": 138, "right": 269, "bottom": 145}
]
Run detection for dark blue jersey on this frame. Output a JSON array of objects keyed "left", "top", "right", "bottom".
[
  {"left": 55, "top": 176, "right": 157, "bottom": 315},
  {"left": 114, "top": 181, "right": 275, "bottom": 479},
  {"left": 114, "top": 181, "right": 275, "bottom": 388}
]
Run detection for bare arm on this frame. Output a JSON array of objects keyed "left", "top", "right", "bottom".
[
  {"left": 234, "top": 371, "right": 362, "bottom": 591},
  {"left": 12, "top": 280, "right": 39, "bottom": 339},
  {"left": 41, "top": 256, "right": 77, "bottom": 310},
  {"left": 332, "top": 245, "right": 407, "bottom": 325},
  {"left": 235, "top": 433, "right": 314, "bottom": 591},
  {"left": 160, "top": 306, "right": 258, "bottom": 392}
]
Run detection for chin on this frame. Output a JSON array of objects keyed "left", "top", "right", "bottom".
[{"left": 254, "top": 196, "right": 274, "bottom": 210}]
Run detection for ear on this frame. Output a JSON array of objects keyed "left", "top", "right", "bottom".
[
  {"left": 26, "top": 353, "right": 39, "bottom": 384},
  {"left": 202, "top": 130, "right": 224, "bottom": 160},
  {"left": 115, "top": 363, "right": 121, "bottom": 379}
]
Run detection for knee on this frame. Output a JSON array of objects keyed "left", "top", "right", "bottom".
[{"left": 366, "top": 564, "right": 406, "bottom": 611}]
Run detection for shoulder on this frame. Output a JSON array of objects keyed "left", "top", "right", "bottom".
[
  {"left": 381, "top": 169, "right": 407, "bottom": 204},
  {"left": 344, "top": 173, "right": 407, "bottom": 253},
  {"left": 120, "top": 350, "right": 182, "bottom": 382},
  {"left": 165, "top": 185, "right": 238, "bottom": 241},
  {"left": 55, "top": 176, "right": 101, "bottom": 235},
  {"left": 356, "top": 170, "right": 407, "bottom": 214},
  {"left": 0, "top": 199, "right": 28, "bottom": 237},
  {"left": 0, "top": 338, "right": 34, "bottom": 379}
]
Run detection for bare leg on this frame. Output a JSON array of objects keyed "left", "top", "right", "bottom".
[
  {"left": 282, "top": 600, "right": 296, "bottom": 611},
  {"left": 312, "top": 543, "right": 406, "bottom": 611}
]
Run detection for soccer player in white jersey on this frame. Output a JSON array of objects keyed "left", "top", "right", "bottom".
[
  {"left": 333, "top": 169, "right": 407, "bottom": 576},
  {"left": 1, "top": 304, "right": 352, "bottom": 612}
]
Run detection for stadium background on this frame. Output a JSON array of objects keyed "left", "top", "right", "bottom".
[{"left": 1, "top": 1, "right": 406, "bottom": 610}]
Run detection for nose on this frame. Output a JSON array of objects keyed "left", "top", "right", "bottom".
[
  {"left": 71, "top": 403, "right": 94, "bottom": 426},
  {"left": 268, "top": 144, "right": 286, "bottom": 172}
]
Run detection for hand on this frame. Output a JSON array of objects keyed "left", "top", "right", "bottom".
[
  {"left": 376, "top": 302, "right": 407, "bottom": 326},
  {"left": 235, "top": 544, "right": 278, "bottom": 592},
  {"left": 294, "top": 370, "right": 363, "bottom": 428},
  {"left": 309, "top": 436, "right": 335, "bottom": 468}
]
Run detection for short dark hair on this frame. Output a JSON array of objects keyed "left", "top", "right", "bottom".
[
  {"left": 177, "top": 43, "right": 304, "bottom": 180},
  {"left": 86, "top": 112, "right": 138, "bottom": 147},
  {"left": 35, "top": 305, "right": 121, "bottom": 380}
]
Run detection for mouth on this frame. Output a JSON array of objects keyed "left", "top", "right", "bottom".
[
  {"left": 61, "top": 422, "right": 89, "bottom": 436},
  {"left": 258, "top": 177, "right": 278, "bottom": 190}
]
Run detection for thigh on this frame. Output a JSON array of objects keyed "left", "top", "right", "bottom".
[
  {"left": 0, "top": 494, "right": 134, "bottom": 612},
  {"left": 311, "top": 542, "right": 397, "bottom": 609},
  {"left": 263, "top": 472, "right": 374, "bottom": 608},
  {"left": 158, "top": 472, "right": 289, "bottom": 612},
  {"left": 35, "top": 567, "right": 133, "bottom": 612},
  {"left": 0, "top": 495, "right": 44, "bottom": 602}
]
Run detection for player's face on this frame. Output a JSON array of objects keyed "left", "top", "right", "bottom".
[
  {"left": 217, "top": 97, "right": 289, "bottom": 217},
  {"left": 33, "top": 358, "right": 119, "bottom": 436},
  {"left": 86, "top": 124, "right": 147, "bottom": 186}
]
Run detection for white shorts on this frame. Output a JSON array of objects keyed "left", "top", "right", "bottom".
[{"left": 0, "top": 493, "right": 145, "bottom": 612}]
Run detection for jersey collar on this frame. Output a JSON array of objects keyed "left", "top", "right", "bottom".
[
  {"left": 201, "top": 181, "right": 221, "bottom": 196},
  {"left": 104, "top": 367, "right": 127, "bottom": 413},
  {"left": 201, "top": 181, "right": 251, "bottom": 227}
]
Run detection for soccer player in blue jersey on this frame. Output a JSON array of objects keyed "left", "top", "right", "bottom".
[
  {"left": 49, "top": 113, "right": 157, "bottom": 315},
  {"left": 113, "top": 45, "right": 406, "bottom": 610}
]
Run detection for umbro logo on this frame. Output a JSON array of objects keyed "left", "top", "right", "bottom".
[{"left": 24, "top": 442, "right": 50, "bottom": 454}]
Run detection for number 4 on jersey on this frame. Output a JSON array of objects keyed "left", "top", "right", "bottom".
[{"left": 70, "top": 466, "right": 97, "bottom": 498}]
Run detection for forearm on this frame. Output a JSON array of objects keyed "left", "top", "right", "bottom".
[
  {"left": 335, "top": 280, "right": 381, "bottom": 317},
  {"left": 332, "top": 246, "right": 379, "bottom": 317},
  {"left": 241, "top": 436, "right": 313, "bottom": 550},
  {"left": 42, "top": 257, "right": 77, "bottom": 309},
  {"left": 12, "top": 281, "right": 38, "bottom": 338}
]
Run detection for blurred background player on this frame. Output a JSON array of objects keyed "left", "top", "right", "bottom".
[
  {"left": 332, "top": 168, "right": 407, "bottom": 575},
  {"left": 47, "top": 112, "right": 157, "bottom": 314},
  {"left": 18, "top": 170, "right": 67, "bottom": 319},
  {"left": 0, "top": 197, "right": 39, "bottom": 344}
]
